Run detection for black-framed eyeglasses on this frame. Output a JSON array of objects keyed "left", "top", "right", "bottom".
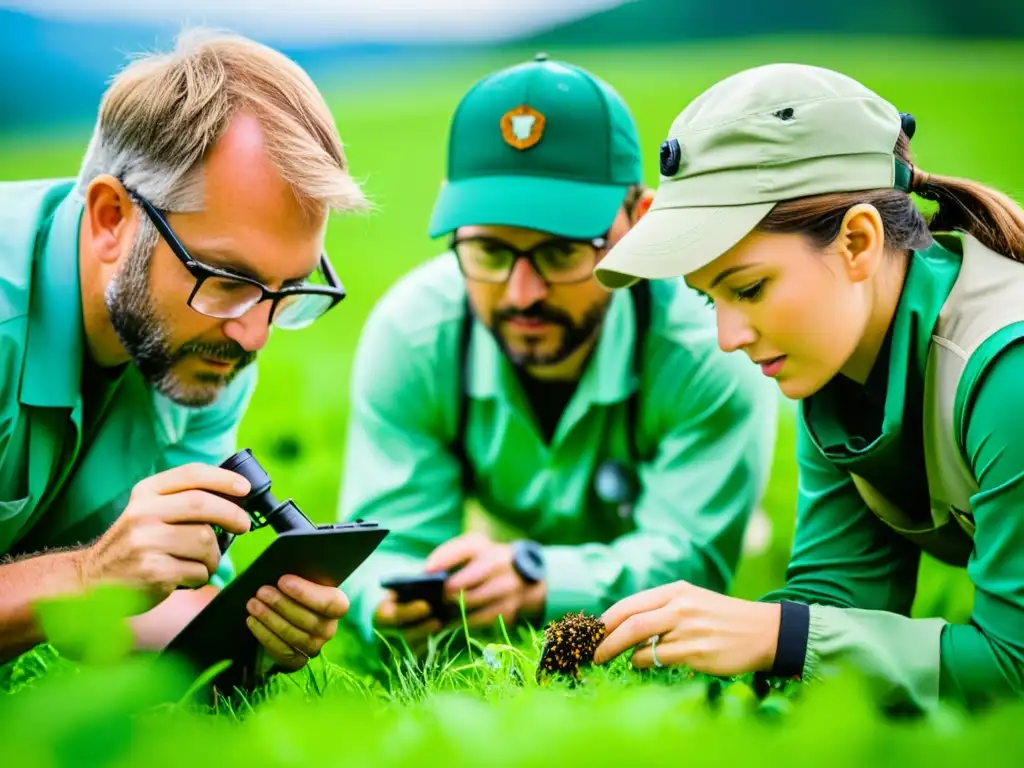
[
  {"left": 450, "top": 233, "right": 609, "bottom": 285},
  {"left": 126, "top": 188, "right": 346, "bottom": 330}
]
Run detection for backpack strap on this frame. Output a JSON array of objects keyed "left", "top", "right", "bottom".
[
  {"left": 625, "top": 280, "right": 652, "bottom": 464},
  {"left": 451, "top": 296, "right": 475, "bottom": 493}
]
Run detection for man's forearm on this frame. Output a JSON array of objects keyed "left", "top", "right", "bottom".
[{"left": 0, "top": 549, "right": 84, "bottom": 663}]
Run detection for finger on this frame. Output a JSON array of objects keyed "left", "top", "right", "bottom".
[
  {"left": 593, "top": 603, "right": 680, "bottom": 665},
  {"left": 376, "top": 595, "right": 432, "bottom": 627},
  {"left": 156, "top": 490, "right": 251, "bottom": 534},
  {"left": 630, "top": 642, "right": 673, "bottom": 669},
  {"left": 375, "top": 593, "right": 399, "bottom": 624},
  {"left": 598, "top": 582, "right": 684, "bottom": 636},
  {"left": 247, "top": 598, "right": 324, "bottom": 658},
  {"left": 465, "top": 597, "right": 517, "bottom": 629},
  {"left": 170, "top": 558, "right": 215, "bottom": 590},
  {"left": 138, "top": 462, "right": 252, "bottom": 498},
  {"left": 277, "top": 575, "right": 349, "bottom": 620},
  {"left": 254, "top": 586, "right": 329, "bottom": 637},
  {"left": 444, "top": 549, "right": 506, "bottom": 596},
  {"left": 393, "top": 600, "right": 435, "bottom": 626},
  {"left": 141, "top": 554, "right": 211, "bottom": 593},
  {"left": 246, "top": 616, "right": 307, "bottom": 671},
  {"left": 157, "top": 522, "right": 223, "bottom": 576},
  {"left": 424, "top": 533, "right": 488, "bottom": 573},
  {"left": 376, "top": 593, "right": 428, "bottom": 625},
  {"left": 629, "top": 628, "right": 689, "bottom": 669},
  {"left": 460, "top": 572, "right": 518, "bottom": 610}
]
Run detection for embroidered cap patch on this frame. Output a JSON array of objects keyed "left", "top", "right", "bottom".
[{"left": 501, "top": 104, "right": 546, "bottom": 150}]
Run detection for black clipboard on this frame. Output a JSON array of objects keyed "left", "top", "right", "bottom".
[{"left": 161, "top": 520, "right": 387, "bottom": 688}]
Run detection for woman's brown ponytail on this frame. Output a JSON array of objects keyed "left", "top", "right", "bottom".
[{"left": 911, "top": 164, "right": 1024, "bottom": 259}]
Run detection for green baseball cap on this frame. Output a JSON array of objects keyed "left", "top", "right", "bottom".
[
  {"left": 594, "top": 63, "right": 907, "bottom": 289},
  {"left": 428, "top": 53, "right": 643, "bottom": 240}
]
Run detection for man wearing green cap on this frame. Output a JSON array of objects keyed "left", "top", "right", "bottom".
[
  {"left": 337, "top": 54, "right": 779, "bottom": 650},
  {"left": 590, "top": 62, "right": 1024, "bottom": 713}
]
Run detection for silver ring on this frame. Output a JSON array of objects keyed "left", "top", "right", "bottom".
[{"left": 650, "top": 634, "right": 663, "bottom": 668}]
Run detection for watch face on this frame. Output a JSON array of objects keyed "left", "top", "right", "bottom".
[{"left": 514, "top": 541, "right": 544, "bottom": 583}]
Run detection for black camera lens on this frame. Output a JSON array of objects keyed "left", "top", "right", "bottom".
[
  {"left": 221, "top": 449, "right": 273, "bottom": 522},
  {"left": 221, "top": 447, "right": 264, "bottom": 480},
  {"left": 219, "top": 448, "right": 314, "bottom": 534}
]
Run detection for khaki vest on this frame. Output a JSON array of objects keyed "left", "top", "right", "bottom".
[{"left": 851, "top": 234, "right": 1024, "bottom": 566}]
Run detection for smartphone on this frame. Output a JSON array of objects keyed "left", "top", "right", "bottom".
[{"left": 381, "top": 571, "right": 453, "bottom": 622}]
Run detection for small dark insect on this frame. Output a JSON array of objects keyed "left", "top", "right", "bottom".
[
  {"left": 773, "top": 107, "right": 795, "bottom": 121},
  {"left": 536, "top": 611, "right": 606, "bottom": 684}
]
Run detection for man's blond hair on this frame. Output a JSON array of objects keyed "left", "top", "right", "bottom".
[{"left": 76, "top": 27, "right": 368, "bottom": 220}]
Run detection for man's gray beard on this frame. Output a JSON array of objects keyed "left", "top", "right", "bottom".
[{"left": 104, "top": 221, "right": 255, "bottom": 407}]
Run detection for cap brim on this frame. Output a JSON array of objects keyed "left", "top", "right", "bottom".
[
  {"left": 593, "top": 202, "right": 776, "bottom": 289},
  {"left": 428, "top": 175, "right": 630, "bottom": 240}
]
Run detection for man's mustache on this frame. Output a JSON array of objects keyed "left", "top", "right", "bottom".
[
  {"left": 493, "top": 302, "right": 574, "bottom": 328},
  {"left": 176, "top": 339, "right": 256, "bottom": 367}
]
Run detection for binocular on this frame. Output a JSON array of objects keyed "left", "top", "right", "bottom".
[
  {"left": 166, "top": 448, "right": 387, "bottom": 697},
  {"left": 216, "top": 448, "right": 315, "bottom": 552}
]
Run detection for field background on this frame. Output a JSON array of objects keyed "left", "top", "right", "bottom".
[{"left": 2, "top": 2, "right": 1024, "bottom": 762}]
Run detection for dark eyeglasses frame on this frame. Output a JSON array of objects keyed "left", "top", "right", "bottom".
[
  {"left": 449, "top": 233, "right": 610, "bottom": 286},
  {"left": 446, "top": 184, "right": 646, "bottom": 287},
  {"left": 125, "top": 187, "right": 346, "bottom": 326}
]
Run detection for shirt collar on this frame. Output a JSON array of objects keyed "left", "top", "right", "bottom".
[
  {"left": 802, "top": 234, "right": 963, "bottom": 457},
  {"left": 20, "top": 188, "right": 86, "bottom": 409}
]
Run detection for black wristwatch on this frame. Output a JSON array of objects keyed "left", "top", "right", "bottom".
[{"left": 511, "top": 539, "right": 545, "bottom": 584}]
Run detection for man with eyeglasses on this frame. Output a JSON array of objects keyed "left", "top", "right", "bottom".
[
  {"left": 0, "top": 31, "right": 360, "bottom": 684},
  {"left": 337, "top": 54, "right": 779, "bottom": 652}
]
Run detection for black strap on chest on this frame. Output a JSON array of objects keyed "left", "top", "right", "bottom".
[{"left": 450, "top": 281, "right": 652, "bottom": 493}]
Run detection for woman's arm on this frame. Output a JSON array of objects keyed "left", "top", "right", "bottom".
[
  {"left": 937, "top": 335, "right": 1024, "bottom": 709},
  {"left": 595, "top": 342, "right": 1024, "bottom": 714},
  {"left": 595, "top": 413, "right": 945, "bottom": 711}
]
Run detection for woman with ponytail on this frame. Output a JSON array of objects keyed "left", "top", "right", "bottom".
[{"left": 589, "top": 62, "right": 1024, "bottom": 714}]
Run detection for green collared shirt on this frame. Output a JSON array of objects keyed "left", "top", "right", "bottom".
[
  {"left": 338, "top": 254, "right": 779, "bottom": 641},
  {"left": 761, "top": 234, "right": 1024, "bottom": 712},
  {"left": 0, "top": 179, "right": 256, "bottom": 587}
]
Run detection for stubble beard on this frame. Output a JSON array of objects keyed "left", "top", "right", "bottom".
[{"left": 104, "top": 220, "right": 255, "bottom": 407}]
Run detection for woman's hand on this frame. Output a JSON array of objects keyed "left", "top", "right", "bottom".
[{"left": 592, "top": 581, "right": 782, "bottom": 677}]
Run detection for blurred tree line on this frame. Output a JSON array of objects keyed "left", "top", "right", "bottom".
[{"left": 526, "top": 0, "right": 1024, "bottom": 45}]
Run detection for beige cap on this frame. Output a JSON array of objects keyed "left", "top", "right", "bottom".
[{"left": 594, "top": 63, "right": 905, "bottom": 289}]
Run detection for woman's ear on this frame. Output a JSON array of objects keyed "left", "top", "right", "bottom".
[
  {"left": 837, "top": 203, "right": 885, "bottom": 284},
  {"left": 630, "top": 187, "right": 655, "bottom": 226}
]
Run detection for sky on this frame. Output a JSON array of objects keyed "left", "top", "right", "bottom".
[{"left": 0, "top": 0, "right": 632, "bottom": 44}]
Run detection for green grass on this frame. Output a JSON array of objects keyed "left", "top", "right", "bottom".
[{"left": 2, "top": 37, "right": 1024, "bottom": 765}]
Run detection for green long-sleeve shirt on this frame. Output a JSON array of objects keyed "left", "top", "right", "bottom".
[
  {"left": 0, "top": 179, "right": 254, "bottom": 678},
  {"left": 0, "top": 179, "right": 251, "bottom": 584},
  {"left": 338, "top": 254, "right": 779, "bottom": 643},
  {"left": 761, "top": 234, "right": 1024, "bottom": 712}
]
